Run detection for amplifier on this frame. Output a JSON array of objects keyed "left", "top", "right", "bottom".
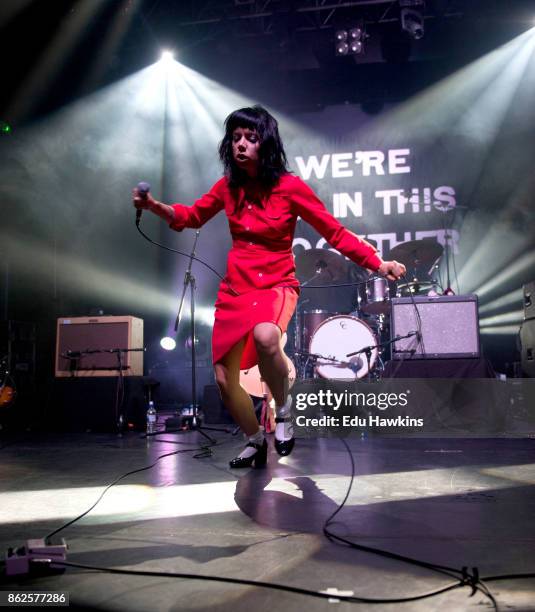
[
  {"left": 524, "top": 281, "right": 535, "bottom": 321},
  {"left": 391, "top": 294, "right": 480, "bottom": 359},
  {"left": 55, "top": 316, "right": 143, "bottom": 377}
]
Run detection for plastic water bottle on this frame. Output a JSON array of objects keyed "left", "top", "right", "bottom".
[{"left": 146, "top": 400, "right": 157, "bottom": 434}]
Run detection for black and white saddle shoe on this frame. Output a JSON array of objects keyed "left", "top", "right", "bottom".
[
  {"left": 229, "top": 439, "right": 268, "bottom": 468},
  {"left": 274, "top": 416, "right": 295, "bottom": 457}
]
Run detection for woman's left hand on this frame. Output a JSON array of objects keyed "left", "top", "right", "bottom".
[{"left": 378, "top": 260, "right": 406, "bottom": 281}]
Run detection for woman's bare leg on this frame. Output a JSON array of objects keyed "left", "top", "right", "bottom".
[
  {"left": 254, "top": 322, "right": 294, "bottom": 452},
  {"left": 253, "top": 322, "right": 289, "bottom": 406},
  {"left": 214, "top": 338, "right": 260, "bottom": 437}
]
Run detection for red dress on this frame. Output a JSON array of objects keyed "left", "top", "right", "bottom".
[{"left": 170, "top": 174, "right": 382, "bottom": 369}]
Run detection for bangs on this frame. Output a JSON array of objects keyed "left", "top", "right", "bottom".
[
  {"left": 225, "top": 109, "right": 264, "bottom": 136},
  {"left": 219, "top": 105, "right": 288, "bottom": 189}
]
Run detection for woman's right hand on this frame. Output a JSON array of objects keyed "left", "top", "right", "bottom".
[{"left": 132, "top": 187, "right": 157, "bottom": 212}]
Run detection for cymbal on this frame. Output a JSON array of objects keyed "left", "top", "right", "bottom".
[
  {"left": 389, "top": 239, "right": 443, "bottom": 267},
  {"left": 295, "top": 248, "right": 348, "bottom": 284}
]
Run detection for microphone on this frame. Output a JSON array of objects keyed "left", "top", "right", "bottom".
[
  {"left": 136, "top": 181, "right": 151, "bottom": 225},
  {"left": 315, "top": 259, "right": 327, "bottom": 274}
]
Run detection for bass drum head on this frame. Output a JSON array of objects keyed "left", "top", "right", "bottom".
[
  {"left": 301, "top": 310, "right": 336, "bottom": 353},
  {"left": 309, "top": 315, "right": 377, "bottom": 379}
]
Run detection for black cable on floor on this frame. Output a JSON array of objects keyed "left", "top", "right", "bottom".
[
  {"left": 48, "top": 560, "right": 475, "bottom": 605},
  {"left": 321, "top": 438, "right": 500, "bottom": 610},
  {"left": 44, "top": 434, "right": 223, "bottom": 542}
]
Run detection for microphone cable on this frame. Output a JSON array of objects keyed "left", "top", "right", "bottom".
[
  {"left": 322, "top": 437, "right": 500, "bottom": 610},
  {"left": 136, "top": 220, "right": 391, "bottom": 294},
  {"left": 400, "top": 272, "right": 426, "bottom": 357},
  {"left": 135, "top": 221, "right": 240, "bottom": 297}
]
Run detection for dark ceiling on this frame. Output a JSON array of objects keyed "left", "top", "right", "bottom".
[{"left": 1, "top": 0, "right": 535, "bottom": 122}]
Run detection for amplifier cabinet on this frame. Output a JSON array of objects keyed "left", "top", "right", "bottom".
[
  {"left": 391, "top": 294, "right": 480, "bottom": 360},
  {"left": 55, "top": 316, "right": 143, "bottom": 377}
]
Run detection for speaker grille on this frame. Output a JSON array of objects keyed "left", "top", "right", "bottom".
[
  {"left": 392, "top": 295, "right": 480, "bottom": 359},
  {"left": 55, "top": 316, "right": 143, "bottom": 376}
]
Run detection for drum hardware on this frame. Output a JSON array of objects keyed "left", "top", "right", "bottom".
[
  {"left": 295, "top": 349, "right": 343, "bottom": 364},
  {"left": 295, "top": 349, "right": 362, "bottom": 377},
  {"left": 346, "top": 331, "right": 418, "bottom": 380},
  {"left": 396, "top": 280, "right": 439, "bottom": 297},
  {"left": 295, "top": 248, "right": 349, "bottom": 285},
  {"left": 389, "top": 239, "right": 445, "bottom": 298}
]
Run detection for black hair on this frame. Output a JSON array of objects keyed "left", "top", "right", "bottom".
[{"left": 218, "top": 105, "right": 289, "bottom": 189}]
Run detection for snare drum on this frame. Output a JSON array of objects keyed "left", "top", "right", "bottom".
[
  {"left": 396, "top": 281, "right": 435, "bottom": 297},
  {"left": 360, "top": 277, "right": 390, "bottom": 315},
  {"left": 309, "top": 315, "right": 378, "bottom": 379}
]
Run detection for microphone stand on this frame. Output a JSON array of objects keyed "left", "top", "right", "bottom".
[
  {"left": 346, "top": 332, "right": 419, "bottom": 380},
  {"left": 296, "top": 269, "right": 325, "bottom": 379},
  {"left": 172, "top": 231, "right": 227, "bottom": 442},
  {"left": 436, "top": 203, "right": 467, "bottom": 295}
]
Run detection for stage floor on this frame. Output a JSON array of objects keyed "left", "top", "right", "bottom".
[{"left": 1, "top": 431, "right": 534, "bottom": 611}]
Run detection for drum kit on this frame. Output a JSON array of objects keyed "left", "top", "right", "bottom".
[
  {"left": 292, "top": 238, "right": 444, "bottom": 381},
  {"left": 238, "top": 238, "right": 444, "bottom": 430}
]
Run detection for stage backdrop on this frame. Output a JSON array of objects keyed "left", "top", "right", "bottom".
[{"left": 1, "top": 56, "right": 534, "bottom": 380}]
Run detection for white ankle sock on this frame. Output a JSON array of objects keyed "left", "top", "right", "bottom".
[
  {"left": 238, "top": 429, "right": 264, "bottom": 459},
  {"left": 275, "top": 395, "right": 293, "bottom": 442}
]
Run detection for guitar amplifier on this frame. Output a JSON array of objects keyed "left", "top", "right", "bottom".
[
  {"left": 55, "top": 316, "right": 143, "bottom": 377},
  {"left": 391, "top": 294, "right": 480, "bottom": 359}
]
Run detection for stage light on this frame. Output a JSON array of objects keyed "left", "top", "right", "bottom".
[
  {"left": 400, "top": 6, "right": 424, "bottom": 40},
  {"left": 335, "top": 42, "right": 349, "bottom": 56},
  {"left": 0, "top": 121, "right": 11, "bottom": 134},
  {"left": 335, "top": 25, "right": 366, "bottom": 56},
  {"left": 160, "top": 336, "right": 176, "bottom": 351},
  {"left": 349, "top": 41, "right": 363, "bottom": 54},
  {"left": 160, "top": 50, "right": 174, "bottom": 63}
]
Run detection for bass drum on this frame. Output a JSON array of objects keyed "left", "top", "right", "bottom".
[
  {"left": 300, "top": 310, "right": 336, "bottom": 353},
  {"left": 309, "top": 315, "right": 378, "bottom": 379}
]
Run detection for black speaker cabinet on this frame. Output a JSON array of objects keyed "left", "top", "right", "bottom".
[
  {"left": 391, "top": 294, "right": 480, "bottom": 359},
  {"left": 520, "top": 319, "right": 535, "bottom": 377},
  {"left": 51, "top": 377, "right": 151, "bottom": 432},
  {"left": 524, "top": 281, "right": 535, "bottom": 321}
]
